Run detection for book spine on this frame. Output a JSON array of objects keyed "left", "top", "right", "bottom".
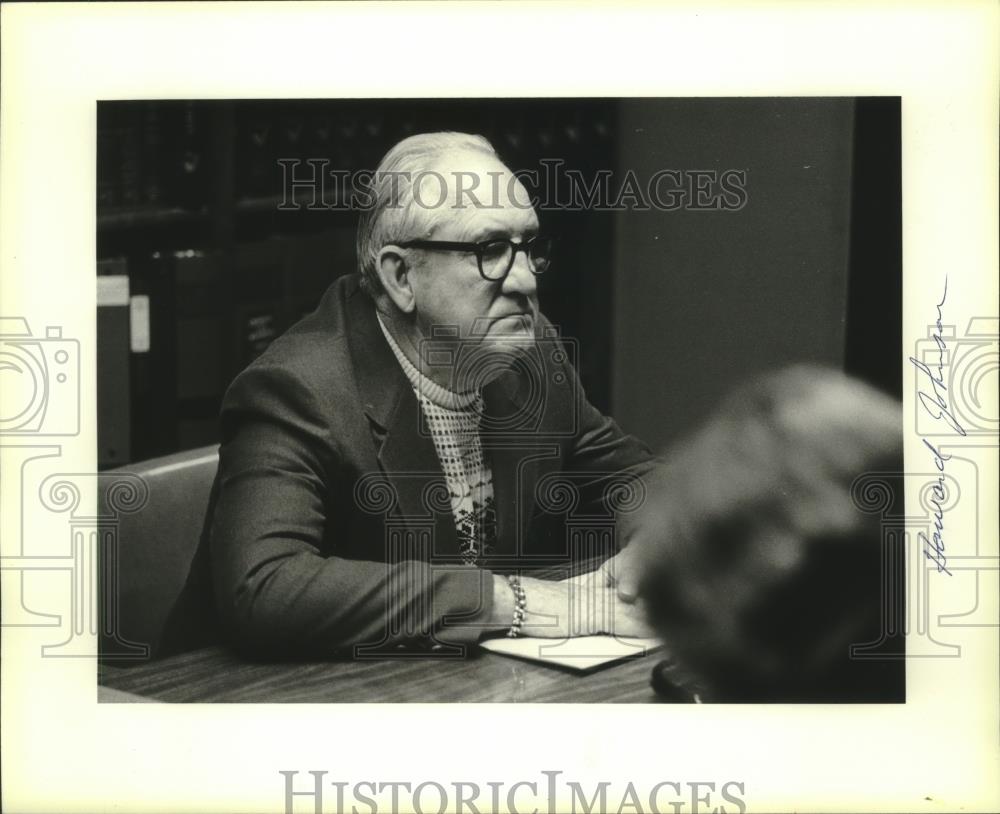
[{"left": 140, "top": 102, "right": 164, "bottom": 207}]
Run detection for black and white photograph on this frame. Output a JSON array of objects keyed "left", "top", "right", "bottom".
[
  {"left": 92, "top": 96, "right": 905, "bottom": 706},
  {"left": 2, "top": 3, "right": 997, "bottom": 814}
]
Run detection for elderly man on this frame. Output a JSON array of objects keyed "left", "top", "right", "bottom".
[{"left": 167, "top": 132, "right": 656, "bottom": 657}]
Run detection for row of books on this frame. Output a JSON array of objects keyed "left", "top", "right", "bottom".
[
  {"left": 233, "top": 101, "right": 619, "bottom": 200},
  {"left": 97, "top": 100, "right": 620, "bottom": 212},
  {"left": 96, "top": 229, "right": 354, "bottom": 467},
  {"left": 98, "top": 101, "right": 208, "bottom": 211}
]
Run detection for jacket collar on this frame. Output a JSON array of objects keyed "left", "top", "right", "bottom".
[
  {"left": 345, "top": 282, "right": 411, "bottom": 433},
  {"left": 344, "top": 281, "right": 541, "bottom": 562},
  {"left": 344, "top": 285, "right": 458, "bottom": 557},
  {"left": 345, "top": 282, "right": 533, "bottom": 432}
]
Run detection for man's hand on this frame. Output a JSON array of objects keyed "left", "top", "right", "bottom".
[
  {"left": 485, "top": 571, "right": 655, "bottom": 639},
  {"left": 564, "top": 567, "right": 655, "bottom": 637},
  {"left": 592, "top": 546, "right": 644, "bottom": 602}
]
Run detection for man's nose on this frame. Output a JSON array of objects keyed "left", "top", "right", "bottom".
[{"left": 501, "top": 250, "right": 538, "bottom": 297}]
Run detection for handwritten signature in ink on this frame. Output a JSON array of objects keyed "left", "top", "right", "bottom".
[{"left": 909, "top": 277, "right": 964, "bottom": 576}]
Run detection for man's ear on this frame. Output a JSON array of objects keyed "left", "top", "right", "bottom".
[{"left": 376, "top": 246, "right": 416, "bottom": 313}]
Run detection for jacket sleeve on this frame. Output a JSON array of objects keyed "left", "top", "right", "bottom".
[
  {"left": 557, "top": 341, "right": 661, "bottom": 535},
  {"left": 209, "top": 362, "right": 495, "bottom": 657}
]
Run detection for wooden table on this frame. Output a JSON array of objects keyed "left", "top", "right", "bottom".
[{"left": 98, "top": 645, "right": 677, "bottom": 703}]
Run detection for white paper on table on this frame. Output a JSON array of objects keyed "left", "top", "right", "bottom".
[{"left": 479, "top": 635, "right": 663, "bottom": 672}]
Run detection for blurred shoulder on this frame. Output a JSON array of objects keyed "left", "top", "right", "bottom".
[{"left": 224, "top": 274, "right": 367, "bottom": 410}]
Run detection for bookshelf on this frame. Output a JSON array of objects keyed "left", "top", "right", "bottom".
[{"left": 97, "top": 99, "right": 619, "bottom": 468}]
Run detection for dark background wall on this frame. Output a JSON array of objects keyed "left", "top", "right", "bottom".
[
  {"left": 613, "top": 98, "right": 879, "bottom": 450},
  {"left": 96, "top": 98, "right": 900, "bottom": 468},
  {"left": 610, "top": 98, "right": 900, "bottom": 451}
]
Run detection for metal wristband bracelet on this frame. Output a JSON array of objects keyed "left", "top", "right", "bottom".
[{"left": 506, "top": 574, "right": 527, "bottom": 638}]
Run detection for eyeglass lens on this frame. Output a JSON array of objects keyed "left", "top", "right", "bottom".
[{"left": 480, "top": 238, "right": 552, "bottom": 279}]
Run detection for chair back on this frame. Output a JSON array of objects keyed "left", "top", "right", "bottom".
[{"left": 99, "top": 446, "right": 218, "bottom": 662}]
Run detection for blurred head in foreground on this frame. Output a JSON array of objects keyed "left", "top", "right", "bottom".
[{"left": 635, "top": 366, "right": 903, "bottom": 702}]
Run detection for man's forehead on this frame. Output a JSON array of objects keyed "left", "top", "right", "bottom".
[
  {"left": 429, "top": 151, "right": 531, "bottom": 201},
  {"left": 424, "top": 151, "right": 539, "bottom": 238},
  {"left": 451, "top": 207, "right": 539, "bottom": 240}
]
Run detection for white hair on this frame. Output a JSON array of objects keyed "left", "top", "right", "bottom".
[{"left": 356, "top": 131, "right": 498, "bottom": 298}]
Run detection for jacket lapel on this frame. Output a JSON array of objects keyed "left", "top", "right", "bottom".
[
  {"left": 346, "top": 289, "right": 459, "bottom": 561},
  {"left": 482, "top": 370, "right": 561, "bottom": 564}
]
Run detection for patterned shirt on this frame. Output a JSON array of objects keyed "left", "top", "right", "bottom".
[{"left": 377, "top": 315, "right": 496, "bottom": 565}]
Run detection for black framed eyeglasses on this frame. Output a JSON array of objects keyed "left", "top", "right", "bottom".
[{"left": 396, "top": 235, "right": 554, "bottom": 281}]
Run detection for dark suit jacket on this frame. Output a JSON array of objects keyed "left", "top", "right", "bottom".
[{"left": 166, "top": 274, "right": 653, "bottom": 658}]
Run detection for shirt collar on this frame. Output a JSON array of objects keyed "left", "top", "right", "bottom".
[{"left": 376, "top": 313, "right": 479, "bottom": 411}]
